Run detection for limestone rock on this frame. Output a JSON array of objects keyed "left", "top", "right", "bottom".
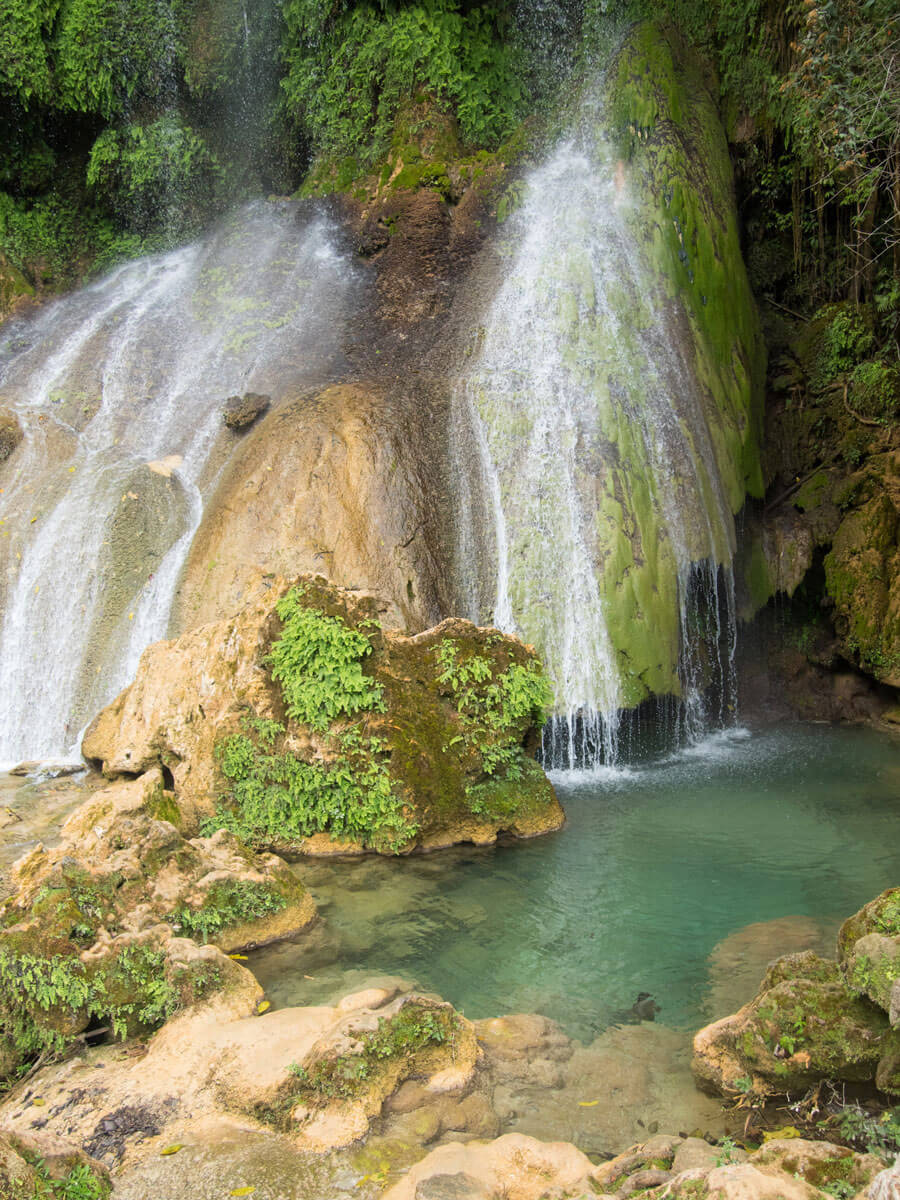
[
  {"left": 693, "top": 950, "right": 899, "bottom": 1098},
  {"left": 0, "top": 769, "right": 315, "bottom": 1079},
  {"left": 0, "top": 987, "right": 474, "bottom": 1170},
  {"left": 381, "top": 1133, "right": 599, "bottom": 1200},
  {"left": 179, "top": 384, "right": 449, "bottom": 635},
  {"left": 223, "top": 391, "right": 270, "bottom": 430},
  {"left": 83, "top": 574, "right": 563, "bottom": 855},
  {"left": 751, "top": 1138, "right": 885, "bottom": 1194}
]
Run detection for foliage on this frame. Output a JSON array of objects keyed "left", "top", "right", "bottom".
[
  {"left": 13, "top": 1156, "right": 110, "bottom": 1200},
  {"left": 167, "top": 879, "right": 287, "bottom": 944},
  {"left": 435, "top": 637, "right": 553, "bottom": 817},
  {"left": 837, "top": 1104, "right": 900, "bottom": 1159},
  {"left": 52, "top": 0, "right": 185, "bottom": 120},
  {"left": 285, "top": 1002, "right": 456, "bottom": 1102},
  {"left": 86, "top": 115, "right": 223, "bottom": 239},
  {"left": 0, "top": 937, "right": 214, "bottom": 1070},
  {"left": 210, "top": 717, "right": 416, "bottom": 850},
  {"left": 267, "top": 588, "right": 384, "bottom": 730},
  {"left": 280, "top": 0, "right": 525, "bottom": 161},
  {"left": 849, "top": 361, "right": 900, "bottom": 423}
]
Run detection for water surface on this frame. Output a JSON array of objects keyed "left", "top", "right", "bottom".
[{"left": 252, "top": 723, "right": 900, "bottom": 1040}]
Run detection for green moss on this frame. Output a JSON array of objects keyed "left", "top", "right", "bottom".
[
  {"left": 607, "top": 22, "right": 765, "bottom": 509},
  {"left": 284, "top": 1002, "right": 458, "bottom": 1106}
]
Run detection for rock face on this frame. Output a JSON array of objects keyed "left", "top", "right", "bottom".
[
  {"left": 693, "top": 888, "right": 900, "bottom": 1098},
  {"left": 0, "top": 985, "right": 477, "bottom": 1170},
  {"left": 0, "top": 769, "right": 315, "bottom": 1079},
  {"left": 84, "top": 574, "right": 563, "bottom": 855},
  {"left": 223, "top": 391, "right": 270, "bottom": 430},
  {"left": 176, "top": 384, "right": 451, "bottom": 636},
  {"left": 0, "top": 407, "right": 22, "bottom": 465}
]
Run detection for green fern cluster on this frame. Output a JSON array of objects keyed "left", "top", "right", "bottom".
[
  {"left": 0, "top": 938, "right": 217, "bottom": 1064},
  {"left": 166, "top": 878, "right": 287, "bottom": 944},
  {"left": 267, "top": 589, "right": 385, "bottom": 730},
  {"left": 281, "top": 0, "right": 524, "bottom": 162},
  {"left": 211, "top": 719, "right": 416, "bottom": 850},
  {"left": 435, "top": 638, "right": 553, "bottom": 818}
]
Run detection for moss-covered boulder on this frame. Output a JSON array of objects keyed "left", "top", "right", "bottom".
[
  {"left": 824, "top": 485, "right": 900, "bottom": 687},
  {"left": 692, "top": 950, "right": 900, "bottom": 1098},
  {"left": 0, "top": 251, "right": 35, "bottom": 323},
  {"left": 83, "top": 574, "right": 563, "bottom": 854},
  {"left": 839, "top": 888, "right": 900, "bottom": 1026},
  {"left": 0, "top": 769, "right": 314, "bottom": 1080}
]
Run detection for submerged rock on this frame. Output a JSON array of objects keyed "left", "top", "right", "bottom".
[{"left": 83, "top": 574, "right": 563, "bottom": 855}]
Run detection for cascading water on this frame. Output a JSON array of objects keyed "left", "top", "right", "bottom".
[
  {"left": 0, "top": 201, "right": 356, "bottom": 763},
  {"left": 453, "top": 113, "right": 740, "bottom": 767}
]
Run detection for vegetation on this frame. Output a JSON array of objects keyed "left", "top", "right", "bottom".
[
  {"left": 266, "top": 588, "right": 384, "bottom": 730},
  {"left": 167, "top": 879, "right": 287, "bottom": 944},
  {"left": 11, "top": 1155, "right": 110, "bottom": 1200},
  {"left": 0, "top": 935, "right": 218, "bottom": 1069},
  {"left": 434, "top": 637, "right": 553, "bottom": 817},
  {"left": 284, "top": 1001, "right": 458, "bottom": 1104}
]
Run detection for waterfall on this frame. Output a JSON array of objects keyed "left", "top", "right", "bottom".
[
  {"left": 453, "top": 124, "right": 740, "bottom": 767},
  {"left": 0, "top": 201, "right": 355, "bottom": 764}
]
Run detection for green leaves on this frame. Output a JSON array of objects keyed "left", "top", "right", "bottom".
[
  {"left": 280, "top": 0, "right": 525, "bottom": 161},
  {"left": 267, "top": 590, "right": 384, "bottom": 730}
]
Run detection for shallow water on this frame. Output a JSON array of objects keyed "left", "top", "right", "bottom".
[{"left": 252, "top": 723, "right": 900, "bottom": 1041}]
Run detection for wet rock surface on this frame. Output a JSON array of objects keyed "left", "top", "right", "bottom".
[{"left": 223, "top": 391, "right": 271, "bottom": 430}]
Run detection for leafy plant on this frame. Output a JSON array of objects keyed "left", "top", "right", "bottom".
[
  {"left": 266, "top": 588, "right": 384, "bottom": 730},
  {"left": 435, "top": 637, "right": 553, "bottom": 818},
  {"left": 280, "top": 0, "right": 525, "bottom": 162},
  {"left": 167, "top": 879, "right": 287, "bottom": 944},
  {"left": 837, "top": 1104, "right": 900, "bottom": 1159},
  {"left": 285, "top": 1002, "right": 457, "bottom": 1103}
]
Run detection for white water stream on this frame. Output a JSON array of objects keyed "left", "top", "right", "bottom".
[
  {"left": 453, "top": 128, "right": 739, "bottom": 766},
  {"left": 0, "top": 201, "right": 355, "bottom": 763}
]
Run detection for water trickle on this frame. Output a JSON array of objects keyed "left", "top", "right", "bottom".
[
  {"left": 0, "top": 201, "right": 356, "bottom": 763},
  {"left": 453, "top": 123, "right": 741, "bottom": 766}
]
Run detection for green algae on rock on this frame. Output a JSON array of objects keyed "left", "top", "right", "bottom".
[
  {"left": 83, "top": 575, "right": 562, "bottom": 855},
  {"left": 608, "top": 22, "right": 765, "bottom": 514}
]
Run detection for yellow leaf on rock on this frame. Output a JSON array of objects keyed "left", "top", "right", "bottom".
[
  {"left": 228, "top": 954, "right": 248, "bottom": 960},
  {"left": 160, "top": 1144, "right": 183, "bottom": 1156},
  {"left": 230, "top": 1189, "right": 256, "bottom": 1196},
  {"left": 31, "top": 1098, "right": 45, "bottom": 1106},
  {"left": 578, "top": 1099, "right": 599, "bottom": 1107},
  {"left": 256, "top": 1000, "right": 270, "bottom": 1015}
]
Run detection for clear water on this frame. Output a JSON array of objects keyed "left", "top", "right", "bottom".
[{"left": 252, "top": 724, "right": 900, "bottom": 1042}]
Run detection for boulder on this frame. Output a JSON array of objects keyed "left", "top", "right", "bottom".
[
  {"left": 693, "top": 949, "right": 900, "bottom": 1098},
  {"left": 0, "top": 408, "right": 22, "bottom": 464},
  {"left": 83, "top": 575, "right": 563, "bottom": 855},
  {"left": 223, "top": 391, "right": 270, "bottom": 430},
  {"left": 0, "top": 769, "right": 315, "bottom": 1079},
  {"left": 178, "top": 383, "right": 449, "bottom": 636},
  {"left": 381, "top": 1133, "right": 600, "bottom": 1200}
]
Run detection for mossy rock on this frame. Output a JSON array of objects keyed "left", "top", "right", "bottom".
[
  {"left": 84, "top": 575, "right": 563, "bottom": 855},
  {"left": 607, "top": 22, "right": 765, "bottom": 513},
  {"left": 693, "top": 950, "right": 896, "bottom": 1096},
  {"left": 824, "top": 493, "right": 900, "bottom": 685},
  {"left": 838, "top": 887, "right": 900, "bottom": 958}
]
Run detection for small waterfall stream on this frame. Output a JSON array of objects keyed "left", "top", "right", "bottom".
[
  {"left": 0, "top": 201, "right": 355, "bottom": 763},
  {"left": 453, "top": 122, "right": 739, "bottom": 766}
]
